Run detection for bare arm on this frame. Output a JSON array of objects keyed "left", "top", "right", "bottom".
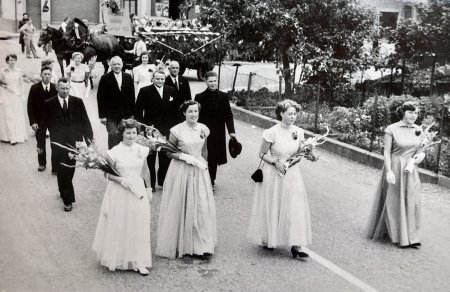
[
  {"left": 201, "top": 138, "right": 208, "bottom": 161},
  {"left": 258, "top": 138, "right": 286, "bottom": 175},
  {"left": 383, "top": 133, "right": 393, "bottom": 173},
  {"left": 167, "top": 133, "right": 182, "bottom": 160}
]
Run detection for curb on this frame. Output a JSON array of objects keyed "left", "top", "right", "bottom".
[
  {"left": 231, "top": 104, "right": 447, "bottom": 187},
  {"left": 0, "top": 31, "right": 20, "bottom": 40}
]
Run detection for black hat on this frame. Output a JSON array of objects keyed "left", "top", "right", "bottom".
[{"left": 228, "top": 137, "right": 242, "bottom": 159}]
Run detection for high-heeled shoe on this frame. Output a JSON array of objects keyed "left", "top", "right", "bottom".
[{"left": 291, "top": 246, "right": 309, "bottom": 260}]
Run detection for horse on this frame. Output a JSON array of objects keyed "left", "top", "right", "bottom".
[{"left": 38, "top": 24, "right": 124, "bottom": 76}]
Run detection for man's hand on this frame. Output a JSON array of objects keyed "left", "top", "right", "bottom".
[
  {"left": 36, "top": 148, "right": 44, "bottom": 155},
  {"left": 230, "top": 133, "right": 236, "bottom": 138},
  {"left": 31, "top": 123, "right": 39, "bottom": 131},
  {"left": 100, "top": 118, "right": 107, "bottom": 125}
]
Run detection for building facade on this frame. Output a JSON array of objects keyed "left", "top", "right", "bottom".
[
  {"left": 0, "top": 0, "right": 182, "bottom": 32},
  {"left": 359, "top": 0, "right": 429, "bottom": 28}
]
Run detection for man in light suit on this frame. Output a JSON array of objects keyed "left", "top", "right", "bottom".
[
  {"left": 97, "top": 56, "right": 135, "bottom": 149},
  {"left": 165, "top": 60, "right": 191, "bottom": 102},
  {"left": 27, "top": 66, "right": 58, "bottom": 172},
  {"left": 134, "top": 70, "right": 182, "bottom": 191},
  {"left": 38, "top": 78, "right": 93, "bottom": 212}
]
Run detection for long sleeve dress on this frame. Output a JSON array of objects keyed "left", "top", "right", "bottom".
[
  {"left": 92, "top": 142, "right": 152, "bottom": 271},
  {"left": 248, "top": 124, "right": 312, "bottom": 248},
  {"left": 367, "top": 121, "right": 423, "bottom": 247},
  {"left": 156, "top": 122, "right": 217, "bottom": 258}
]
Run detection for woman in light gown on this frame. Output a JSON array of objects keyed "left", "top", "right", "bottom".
[
  {"left": 248, "top": 99, "right": 312, "bottom": 260},
  {"left": 66, "top": 52, "right": 90, "bottom": 99},
  {"left": 367, "top": 102, "right": 426, "bottom": 248},
  {"left": 132, "top": 51, "right": 155, "bottom": 99},
  {"left": 0, "top": 54, "right": 28, "bottom": 145},
  {"left": 92, "top": 119, "right": 152, "bottom": 275},
  {"left": 156, "top": 100, "right": 217, "bottom": 260}
]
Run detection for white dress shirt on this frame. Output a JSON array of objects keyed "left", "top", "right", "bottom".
[
  {"left": 42, "top": 82, "right": 50, "bottom": 92},
  {"left": 58, "top": 95, "right": 69, "bottom": 109},
  {"left": 114, "top": 72, "right": 122, "bottom": 89},
  {"left": 171, "top": 76, "right": 179, "bottom": 89},
  {"left": 155, "top": 85, "right": 164, "bottom": 99}
]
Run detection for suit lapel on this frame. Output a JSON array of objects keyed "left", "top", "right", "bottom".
[
  {"left": 68, "top": 96, "right": 75, "bottom": 121},
  {"left": 109, "top": 72, "right": 121, "bottom": 92},
  {"left": 52, "top": 97, "right": 64, "bottom": 121}
]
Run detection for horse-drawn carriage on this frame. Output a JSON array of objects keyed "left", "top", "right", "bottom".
[{"left": 118, "top": 23, "right": 224, "bottom": 80}]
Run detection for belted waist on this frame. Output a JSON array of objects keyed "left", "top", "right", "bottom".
[{"left": 71, "top": 80, "right": 85, "bottom": 83}]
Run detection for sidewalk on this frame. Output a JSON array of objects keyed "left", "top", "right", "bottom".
[{"left": 0, "top": 30, "right": 19, "bottom": 40}]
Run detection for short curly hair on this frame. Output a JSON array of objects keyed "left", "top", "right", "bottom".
[
  {"left": 275, "top": 99, "right": 301, "bottom": 121},
  {"left": 117, "top": 118, "right": 140, "bottom": 139},
  {"left": 5, "top": 54, "right": 17, "bottom": 63},
  {"left": 179, "top": 100, "right": 201, "bottom": 115},
  {"left": 396, "top": 101, "right": 419, "bottom": 118}
]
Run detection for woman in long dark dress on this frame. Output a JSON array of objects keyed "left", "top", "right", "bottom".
[{"left": 367, "top": 102, "right": 426, "bottom": 248}]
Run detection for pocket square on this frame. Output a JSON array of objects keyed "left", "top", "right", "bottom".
[{"left": 169, "top": 96, "right": 173, "bottom": 101}]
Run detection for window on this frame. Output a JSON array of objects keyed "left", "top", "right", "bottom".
[
  {"left": 122, "top": 0, "right": 137, "bottom": 15},
  {"left": 380, "top": 12, "right": 398, "bottom": 29},
  {"left": 404, "top": 6, "right": 412, "bottom": 19}
]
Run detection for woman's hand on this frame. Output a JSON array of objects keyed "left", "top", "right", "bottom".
[
  {"left": 120, "top": 178, "right": 133, "bottom": 191},
  {"left": 386, "top": 171, "right": 396, "bottom": 185},
  {"left": 274, "top": 159, "right": 286, "bottom": 175}
]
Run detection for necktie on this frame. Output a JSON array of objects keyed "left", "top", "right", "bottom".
[
  {"left": 45, "top": 86, "right": 49, "bottom": 93},
  {"left": 174, "top": 79, "right": 178, "bottom": 90},
  {"left": 63, "top": 98, "right": 68, "bottom": 115}
]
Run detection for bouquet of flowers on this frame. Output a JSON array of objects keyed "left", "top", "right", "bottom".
[
  {"left": 135, "top": 123, "right": 178, "bottom": 154},
  {"left": 404, "top": 122, "right": 441, "bottom": 173},
  {"left": 278, "top": 127, "right": 330, "bottom": 177},
  {"left": 52, "top": 140, "right": 144, "bottom": 199}
]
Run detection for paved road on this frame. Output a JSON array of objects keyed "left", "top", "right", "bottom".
[{"left": 1, "top": 37, "right": 450, "bottom": 292}]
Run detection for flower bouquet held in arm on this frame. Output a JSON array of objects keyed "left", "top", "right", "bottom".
[
  {"left": 278, "top": 127, "right": 330, "bottom": 177},
  {"left": 51, "top": 140, "right": 144, "bottom": 199},
  {"left": 135, "top": 122, "right": 207, "bottom": 170},
  {"left": 404, "top": 122, "right": 442, "bottom": 173}
]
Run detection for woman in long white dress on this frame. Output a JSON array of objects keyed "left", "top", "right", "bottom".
[
  {"left": 92, "top": 119, "right": 152, "bottom": 275},
  {"left": 248, "top": 99, "right": 312, "bottom": 260},
  {"left": 156, "top": 100, "right": 217, "bottom": 259},
  {"left": 132, "top": 51, "right": 155, "bottom": 99},
  {"left": 0, "top": 54, "right": 28, "bottom": 144},
  {"left": 66, "top": 52, "right": 90, "bottom": 100}
]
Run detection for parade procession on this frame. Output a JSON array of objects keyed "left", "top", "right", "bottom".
[{"left": 0, "top": 0, "right": 450, "bottom": 291}]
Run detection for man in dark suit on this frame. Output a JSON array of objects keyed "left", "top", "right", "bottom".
[
  {"left": 38, "top": 78, "right": 93, "bottom": 212},
  {"left": 97, "top": 56, "right": 135, "bottom": 149},
  {"left": 195, "top": 71, "right": 236, "bottom": 191},
  {"left": 18, "top": 13, "right": 28, "bottom": 53},
  {"left": 165, "top": 60, "right": 191, "bottom": 102},
  {"left": 135, "top": 70, "right": 181, "bottom": 191},
  {"left": 27, "top": 66, "right": 58, "bottom": 172}
]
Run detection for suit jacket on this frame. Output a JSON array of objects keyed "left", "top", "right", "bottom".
[
  {"left": 165, "top": 75, "right": 191, "bottom": 102},
  {"left": 27, "top": 82, "right": 58, "bottom": 126},
  {"left": 195, "top": 89, "right": 235, "bottom": 165},
  {"left": 97, "top": 71, "right": 135, "bottom": 121},
  {"left": 134, "top": 85, "right": 182, "bottom": 138},
  {"left": 38, "top": 95, "right": 93, "bottom": 149}
]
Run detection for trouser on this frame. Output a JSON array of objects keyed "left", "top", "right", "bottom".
[
  {"left": 36, "top": 129, "right": 56, "bottom": 169},
  {"left": 208, "top": 161, "right": 218, "bottom": 183},
  {"left": 19, "top": 35, "right": 25, "bottom": 53},
  {"left": 24, "top": 39, "right": 38, "bottom": 57},
  {"left": 106, "top": 119, "right": 120, "bottom": 150},
  {"left": 54, "top": 147, "right": 76, "bottom": 205},
  {"left": 147, "top": 151, "right": 171, "bottom": 188}
]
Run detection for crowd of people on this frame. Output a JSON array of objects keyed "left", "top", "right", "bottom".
[{"left": 0, "top": 27, "right": 429, "bottom": 276}]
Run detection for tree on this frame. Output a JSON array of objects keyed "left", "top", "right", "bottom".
[{"left": 198, "top": 0, "right": 374, "bottom": 101}]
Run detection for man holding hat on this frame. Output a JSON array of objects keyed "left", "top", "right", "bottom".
[{"left": 195, "top": 71, "right": 237, "bottom": 191}]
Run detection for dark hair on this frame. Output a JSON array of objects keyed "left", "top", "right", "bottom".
[
  {"left": 41, "top": 59, "right": 54, "bottom": 66},
  {"left": 117, "top": 118, "right": 140, "bottom": 139},
  {"left": 205, "top": 71, "right": 217, "bottom": 80},
  {"left": 41, "top": 66, "right": 52, "bottom": 73},
  {"left": 57, "top": 77, "right": 69, "bottom": 84},
  {"left": 396, "top": 101, "right": 419, "bottom": 118},
  {"left": 5, "top": 54, "right": 17, "bottom": 63},
  {"left": 64, "top": 17, "right": 69, "bottom": 22},
  {"left": 139, "top": 51, "right": 150, "bottom": 63},
  {"left": 23, "top": 13, "right": 28, "bottom": 16},
  {"left": 179, "top": 100, "right": 201, "bottom": 115},
  {"left": 275, "top": 99, "right": 302, "bottom": 121}
]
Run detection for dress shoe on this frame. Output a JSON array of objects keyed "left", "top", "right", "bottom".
[
  {"left": 291, "top": 246, "right": 309, "bottom": 261},
  {"left": 410, "top": 242, "right": 421, "bottom": 247},
  {"left": 64, "top": 204, "right": 72, "bottom": 212},
  {"left": 136, "top": 267, "right": 149, "bottom": 276},
  {"left": 262, "top": 246, "right": 274, "bottom": 251},
  {"left": 38, "top": 165, "right": 46, "bottom": 172},
  {"left": 151, "top": 188, "right": 156, "bottom": 193}
]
